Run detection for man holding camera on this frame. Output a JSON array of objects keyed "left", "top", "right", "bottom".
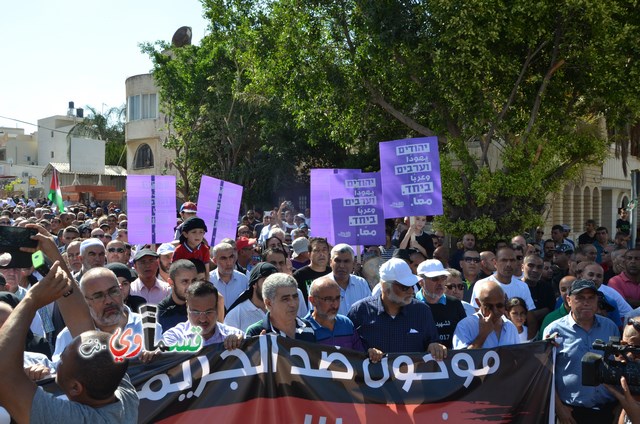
[{"left": 544, "top": 279, "right": 620, "bottom": 423}]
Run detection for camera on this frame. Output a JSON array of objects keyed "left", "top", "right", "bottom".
[{"left": 582, "top": 337, "right": 640, "bottom": 394}]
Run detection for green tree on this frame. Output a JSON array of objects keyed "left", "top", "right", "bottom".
[
  {"left": 67, "top": 105, "right": 126, "bottom": 167},
  {"left": 226, "top": 0, "right": 640, "bottom": 241}
]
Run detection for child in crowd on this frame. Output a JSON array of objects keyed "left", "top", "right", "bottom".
[
  {"left": 172, "top": 217, "right": 210, "bottom": 275},
  {"left": 506, "top": 297, "right": 530, "bottom": 343}
]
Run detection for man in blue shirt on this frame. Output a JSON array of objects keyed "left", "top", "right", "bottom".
[
  {"left": 544, "top": 279, "right": 620, "bottom": 423},
  {"left": 347, "top": 258, "right": 446, "bottom": 358}
]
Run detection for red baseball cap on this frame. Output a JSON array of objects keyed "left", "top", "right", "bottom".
[
  {"left": 180, "top": 201, "right": 197, "bottom": 214},
  {"left": 236, "top": 237, "right": 257, "bottom": 251}
]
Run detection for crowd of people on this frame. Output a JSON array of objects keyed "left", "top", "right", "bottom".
[{"left": 0, "top": 196, "right": 638, "bottom": 423}]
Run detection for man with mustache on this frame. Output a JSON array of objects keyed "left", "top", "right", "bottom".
[{"left": 52, "top": 267, "right": 159, "bottom": 361}]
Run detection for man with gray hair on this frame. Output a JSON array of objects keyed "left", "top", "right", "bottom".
[
  {"left": 76, "top": 238, "right": 106, "bottom": 281},
  {"left": 209, "top": 242, "right": 249, "bottom": 311},
  {"left": 329, "top": 243, "right": 371, "bottom": 315},
  {"left": 246, "top": 273, "right": 315, "bottom": 341},
  {"left": 348, "top": 258, "right": 447, "bottom": 358},
  {"left": 453, "top": 279, "right": 518, "bottom": 349}
]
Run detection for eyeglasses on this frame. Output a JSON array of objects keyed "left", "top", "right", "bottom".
[
  {"left": 481, "top": 302, "right": 505, "bottom": 310},
  {"left": 108, "top": 247, "right": 125, "bottom": 253},
  {"left": 393, "top": 282, "right": 414, "bottom": 292},
  {"left": 463, "top": 257, "right": 481, "bottom": 263},
  {"left": 316, "top": 296, "right": 341, "bottom": 303},
  {"left": 85, "top": 286, "right": 121, "bottom": 302},
  {"left": 188, "top": 309, "right": 216, "bottom": 318},
  {"left": 445, "top": 283, "right": 465, "bottom": 291}
]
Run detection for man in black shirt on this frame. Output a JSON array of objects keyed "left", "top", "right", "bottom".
[
  {"left": 415, "top": 259, "right": 466, "bottom": 348},
  {"left": 293, "top": 237, "right": 331, "bottom": 303},
  {"left": 157, "top": 260, "right": 197, "bottom": 332}
]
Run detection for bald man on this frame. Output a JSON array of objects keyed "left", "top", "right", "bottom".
[{"left": 453, "top": 280, "right": 519, "bottom": 349}]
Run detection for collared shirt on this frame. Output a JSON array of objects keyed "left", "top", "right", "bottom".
[
  {"left": 470, "top": 274, "right": 536, "bottom": 311},
  {"left": 162, "top": 320, "right": 243, "bottom": 349},
  {"left": 130, "top": 277, "right": 171, "bottom": 305},
  {"left": 539, "top": 303, "right": 570, "bottom": 338},
  {"left": 452, "top": 314, "right": 519, "bottom": 349},
  {"left": 608, "top": 272, "right": 640, "bottom": 304},
  {"left": 599, "top": 283, "right": 632, "bottom": 320},
  {"left": 224, "top": 299, "right": 266, "bottom": 333},
  {"left": 543, "top": 313, "right": 619, "bottom": 408},
  {"left": 245, "top": 312, "right": 316, "bottom": 342},
  {"left": 347, "top": 294, "right": 439, "bottom": 353},
  {"left": 329, "top": 273, "right": 372, "bottom": 316},
  {"left": 209, "top": 269, "right": 249, "bottom": 310},
  {"left": 304, "top": 313, "right": 364, "bottom": 351}
]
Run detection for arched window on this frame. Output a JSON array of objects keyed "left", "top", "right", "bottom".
[{"left": 133, "top": 144, "right": 154, "bottom": 169}]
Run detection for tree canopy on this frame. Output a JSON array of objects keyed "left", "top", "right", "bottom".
[{"left": 145, "top": 0, "right": 640, "bottom": 240}]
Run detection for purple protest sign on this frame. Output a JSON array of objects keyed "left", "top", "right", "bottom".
[
  {"left": 310, "top": 169, "right": 360, "bottom": 245},
  {"left": 197, "top": 175, "right": 243, "bottom": 247},
  {"left": 329, "top": 171, "right": 386, "bottom": 246},
  {"left": 126, "top": 175, "right": 176, "bottom": 244},
  {"left": 379, "top": 137, "right": 443, "bottom": 218}
]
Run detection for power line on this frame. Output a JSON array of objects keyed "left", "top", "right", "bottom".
[{"left": 0, "top": 115, "right": 76, "bottom": 135}]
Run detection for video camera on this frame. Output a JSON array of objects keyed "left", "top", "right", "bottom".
[{"left": 582, "top": 337, "right": 640, "bottom": 394}]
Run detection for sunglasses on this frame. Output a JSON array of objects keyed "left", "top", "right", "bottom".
[
  {"left": 445, "top": 283, "right": 465, "bottom": 290},
  {"left": 393, "top": 282, "right": 414, "bottom": 292},
  {"left": 463, "top": 257, "right": 481, "bottom": 263},
  {"left": 108, "top": 247, "right": 125, "bottom": 253}
]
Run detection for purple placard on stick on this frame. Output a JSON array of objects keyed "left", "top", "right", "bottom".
[
  {"left": 197, "top": 175, "right": 243, "bottom": 247},
  {"left": 310, "top": 169, "right": 360, "bottom": 245},
  {"left": 126, "top": 175, "right": 176, "bottom": 244},
  {"left": 329, "top": 171, "right": 386, "bottom": 246},
  {"left": 379, "top": 137, "right": 443, "bottom": 218}
]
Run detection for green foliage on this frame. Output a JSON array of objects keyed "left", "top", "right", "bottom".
[{"left": 67, "top": 105, "right": 126, "bottom": 167}]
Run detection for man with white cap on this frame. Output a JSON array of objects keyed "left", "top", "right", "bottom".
[
  {"left": 75, "top": 238, "right": 106, "bottom": 282},
  {"left": 347, "top": 258, "right": 447, "bottom": 358},
  {"left": 156, "top": 243, "right": 176, "bottom": 282},
  {"left": 416, "top": 259, "right": 467, "bottom": 348}
]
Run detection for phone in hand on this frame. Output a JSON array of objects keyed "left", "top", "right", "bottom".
[
  {"left": 0, "top": 226, "right": 38, "bottom": 268},
  {"left": 32, "top": 251, "right": 51, "bottom": 276}
]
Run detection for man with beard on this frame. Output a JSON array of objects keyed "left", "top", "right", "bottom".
[
  {"left": 348, "top": 258, "right": 447, "bottom": 358},
  {"left": 477, "top": 251, "right": 496, "bottom": 280},
  {"left": 293, "top": 237, "right": 332, "bottom": 303},
  {"left": 416, "top": 260, "right": 466, "bottom": 348},
  {"left": 162, "top": 281, "right": 244, "bottom": 350},
  {"left": 609, "top": 249, "right": 640, "bottom": 309},
  {"left": 75, "top": 238, "right": 106, "bottom": 282},
  {"left": 225, "top": 263, "right": 279, "bottom": 332},
  {"left": 52, "top": 267, "right": 160, "bottom": 361},
  {"left": 156, "top": 243, "right": 175, "bottom": 282},
  {"left": 521, "top": 254, "right": 556, "bottom": 326},
  {"left": 453, "top": 280, "right": 519, "bottom": 349},
  {"left": 157, "top": 260, "right": 198, "bottom": 332},
  {"left": 544, "top": 280, "right": 620, "bottom": 423},
  {"left": 305, "top": 277, "right": 383, "bottom": 362},
  {"left": 470, "top": 247, "right": 537, "bottom": 338}
]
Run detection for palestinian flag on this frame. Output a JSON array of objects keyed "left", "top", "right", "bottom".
[{"left": 47, "top": 169, "right": 65, "bottom": 212}]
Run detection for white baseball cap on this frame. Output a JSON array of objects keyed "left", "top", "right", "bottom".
[
  {"left": 417, "top": 259, "right": 451, "bottom": 278},
  {"left": 379, "top": 258, "right": 421, "bottom": 287}
]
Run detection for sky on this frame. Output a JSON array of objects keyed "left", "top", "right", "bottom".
[{"left": 0, "top": 0, "right": 209, "bottom": 132}]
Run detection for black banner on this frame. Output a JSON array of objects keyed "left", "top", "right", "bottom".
[{"left": 45, "top": 337, "right": 554, "bottom": 423}]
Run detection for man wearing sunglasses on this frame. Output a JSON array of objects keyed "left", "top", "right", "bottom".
[
  {"left": 544, "top": 279, "right": 620, "bottom": 423},
  {"left": 416, "top": 260, "right": 466, "bottom": 349},
  {"left": 453, "top": 279, "right": 518, "bottom": 349},
  {"left": 443, "top": 268, "right": 476, "bottom": 316},
  {"left": 105, "top": 240, "right": 127, "bottom": 265},
  {"left": 348, "top": 258, "right": 447, "bottom": 359}
]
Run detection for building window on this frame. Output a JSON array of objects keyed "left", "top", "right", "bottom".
[
  {"left": 133, "top": 144, "right": 154, "bottom": 169},
  {"left": 51, "top": 151, "right": 54, "bottom": 158},
  {"left": 128, "top": 93, "right": 157, "bottom": 121}
]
